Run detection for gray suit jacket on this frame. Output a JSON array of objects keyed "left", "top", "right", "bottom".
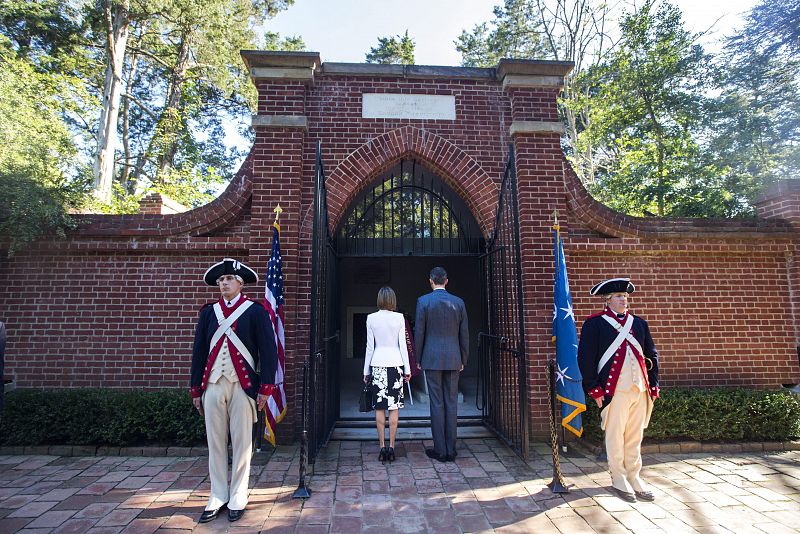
[{"left": 414, "top": 289, "right": 469, "bottom": 370}]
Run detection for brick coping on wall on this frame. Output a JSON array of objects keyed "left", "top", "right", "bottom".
[{"left": 2, "top": 440, "right": 798, "bottom": 457}]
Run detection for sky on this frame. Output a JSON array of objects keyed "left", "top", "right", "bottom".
[{"left": 263, "top": 0, "right": 760, "bottom": 66}]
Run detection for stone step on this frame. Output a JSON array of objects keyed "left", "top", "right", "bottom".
[{"left": 330, "top": 419, "right": 494, "bottom": 440}]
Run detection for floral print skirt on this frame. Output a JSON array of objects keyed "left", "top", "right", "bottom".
[{"left": 371, "top": 365, "right": 404, "bottom": 411}]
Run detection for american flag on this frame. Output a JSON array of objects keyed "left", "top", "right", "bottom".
[{"left": 263, "top": 222, "right": 287, "bottom": 446}]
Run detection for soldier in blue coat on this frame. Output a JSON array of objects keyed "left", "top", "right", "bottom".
[
  {"left": 414, "top": 266, "right": 469, "bottom": 462},
  {"left": 190, "top": 258, "right": 278, "bottom": 523},
  {"left": 578, "top": 278, "right": 659, "bottom": 503}
]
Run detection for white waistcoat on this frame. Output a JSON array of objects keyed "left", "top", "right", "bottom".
[{"left": 208, "top": 341, "right": 239, "bottom": 384}]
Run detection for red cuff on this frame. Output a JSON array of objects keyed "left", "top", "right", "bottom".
[
  {"left": 588, "top": 387, "right": 605, "bottom": 400},
  {"left": 190, "top": 386, "right": 203, "bottom": 398},
  {"left": 650, "top": 386, "right": 660, "bottom": 399},
  {"left": 259, "top": 383, "right": 275, "bottom": 396}
]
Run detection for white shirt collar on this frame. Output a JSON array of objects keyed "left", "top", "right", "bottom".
[{"left": 225, "top": 293, "right": 242, "bottom": 307}]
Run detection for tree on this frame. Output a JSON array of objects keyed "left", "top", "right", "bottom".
[
  {"left": 578, "top": 1, "right": 717, "bottom": 217},
  {"left": 0, "top": 36, "right": 91, "bottom": 255},
  {"left": 106, "top": 0, "right": 304, "bottom": 209},
  {"left": 456, "top": 0, "right": 615, "bottom": 184},
  {"left": 365, "top": 30, "right": 415, "bottom": 65},
  {"left": 93, "top": 0, "right": 131, "bottom": 203},
  {"left": 1, "top": 0, "right": 304, "bottom": 212},
  {"left": 703, "top": 0, "right": 800, "bottom": 214},
  {"left": 455, "top": 0, "right": 549, "bottom": 67},
  {"left": 728, "top": 0, "right": 800, "bottom": 61}
]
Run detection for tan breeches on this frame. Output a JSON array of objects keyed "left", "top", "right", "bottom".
[
  {"left": 600, "top": 387, "right": 653, "bottom": 493},
  {"left": 202, "top": 376, "right": 256, "bottom": 511}
]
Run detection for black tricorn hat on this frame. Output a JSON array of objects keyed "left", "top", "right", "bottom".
[
  {"left": 589, "top": 278, "right": 635, "bottom": 296},
  {"left": 203, "top": 258, "right": 258, "bottom": 286}
]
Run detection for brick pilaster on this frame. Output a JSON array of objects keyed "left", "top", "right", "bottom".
[
  {"left": 500, "top": 59, "right": 574, "bottom": 437},
  {"left": 755, "top": 180, "right": 800, "bottom": 359},
  {"left": 242, "top": 51, "right": 320, "bottom": 443}
]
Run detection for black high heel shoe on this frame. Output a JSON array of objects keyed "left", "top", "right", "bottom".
[
  {"left": 387, "top": 447, "right": 395, "bottom": 462},
  {"left": 378, "top": 447, "right": 388, "bottom": 462}
]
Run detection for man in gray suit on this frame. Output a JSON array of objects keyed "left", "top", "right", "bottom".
[{"left": 414, "top": 267, "right": 469, "bottom": 462}]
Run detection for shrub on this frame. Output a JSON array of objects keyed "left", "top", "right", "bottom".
[
  {"left": 0, "top": 389, "right": 206, "bottom": 446},
  {"left": 582, "top": 388, "right": 800, "bottom": 443}
]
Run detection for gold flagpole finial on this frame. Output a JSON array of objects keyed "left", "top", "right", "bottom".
[
  {"left": 552, "top": 209, "right": 560, "bottom": 230},
  {"left": 273, "top": 204, "right": 283, "bottom": 225}
]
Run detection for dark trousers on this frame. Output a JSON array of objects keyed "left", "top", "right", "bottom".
[{"left": 425, "top": 369, "right": 460, "bottom": 457}]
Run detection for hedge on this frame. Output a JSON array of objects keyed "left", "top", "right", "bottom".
[
  {"left": 582, "top": 388, "right": 800, "bottom": 443},
  {"left": 0, "top": 389, "right": 206, "bottom": 446},
  {"left": 1, "top": 387, "right": 798, "bottom": 447}
]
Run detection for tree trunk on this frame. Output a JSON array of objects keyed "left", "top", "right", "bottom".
[
  {"left": 93, "top": 0, "right": 131, "bottom": 204},
  {"left": 155, "top": 32, "right": 192, "bottom": 178}
]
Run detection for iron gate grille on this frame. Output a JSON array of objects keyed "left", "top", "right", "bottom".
[
  {"left": 478, "top": 146, "right": 529, "bottom": 459},
  {"left": 335, "top": 160, "right": 483, "bottom": 256},
  {"left": 307, "top": 141, "right": 339, "bottom": 464}
]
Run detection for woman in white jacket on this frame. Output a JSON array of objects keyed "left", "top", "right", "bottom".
[{"left": 363, "top": 286, "right": 411, "bottom": 462}]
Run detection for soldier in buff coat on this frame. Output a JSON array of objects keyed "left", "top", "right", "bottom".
[
  {"left": 190, "top": 258, "right": 277, "bottom": 523},
  {"left": 578, "top": 278, "right": 659, "bottom": 503}
]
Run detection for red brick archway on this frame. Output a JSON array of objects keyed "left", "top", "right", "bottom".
[{"left": 322, "top": 126, "right": 499, "bottom": 238}]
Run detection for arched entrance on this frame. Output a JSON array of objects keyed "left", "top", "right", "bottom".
[
  {"left": 333, "top": 159, "right": 485, "bottom": 429},
  {"left": 305, "top": 142, "right": 528, "bottom": 462}
]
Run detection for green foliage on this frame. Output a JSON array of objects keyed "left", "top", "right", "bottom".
[
  {"left": 577, "top": 1, "right": 722, "bottom": 217},
  {"left": 456, "top": 0, "right": 550, "bottom": 67},
  {"left": 0, "top": 389, "right": 206, "bottom": 446},
  {"left": 0, "top": 0, "right": 88, "bottom": 67},
  {"left": 703, "top": 1, "right": 800, "bottom": 214},
  {"left": 729, "top": 0, "right": 800, "bottom": 61},
  {"left": 0, "top": 0, "right": 304, "bottom": 216},
  {"left": 0, "top": 37, "right": 91, "bottom": 254},
  {"left": 460, "top": 0, "right": 798, "bottom": 217},
  {"left": 582, "top": 388, "right": 800, "bottom": 443},
  {"left": 365, "top": 30, "right": 415, "bottom": 65}
]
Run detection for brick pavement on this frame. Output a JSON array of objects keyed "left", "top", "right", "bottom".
[{"left": 0, "top": 439, "right": 798, "bottom": 533}]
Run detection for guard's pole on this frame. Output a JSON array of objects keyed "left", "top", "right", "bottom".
[
  {"left": 292, "top": 358, "right": 311, "bottom": 499},
  {"left": 547, "top": 360, "right": 569, "bottom": 493}
]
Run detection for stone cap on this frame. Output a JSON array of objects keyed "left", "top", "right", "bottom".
[
  {"left": 239, "top": 49, "right": 575, "bottom": 83},
  {"left": 240, "top": 50, "right": 321, "bottom": 71},
  {"left": 755, "top": 179, "right": 800, "bottom": 205},
  {"left": 320, "top": 62, "right": 495, "bottom": 80},
  {"left": 496, "top": 58, "right": 574, "bottom": 79},
  {"left": 139, "top": 193, "right": 189, "bottom": 215}
]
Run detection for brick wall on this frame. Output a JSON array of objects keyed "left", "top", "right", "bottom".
[{"left": 1, "top": 53, "right": 799, "bottom": 443}]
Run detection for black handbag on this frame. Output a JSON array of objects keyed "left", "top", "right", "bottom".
[{"left": 359, "top": 382, "right": 375, "bottom": 412}]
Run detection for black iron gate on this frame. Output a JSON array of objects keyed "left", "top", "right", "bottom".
[
  {"left": 478, "top": 146, "right": 528, "bottom": 459},
  {"left": 306, "top": 141, "right": 339, "bottom": 464}
]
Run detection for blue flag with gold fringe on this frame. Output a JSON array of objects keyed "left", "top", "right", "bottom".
[{"left": 552, "top": 226, "right": 586, "bottom": 436}]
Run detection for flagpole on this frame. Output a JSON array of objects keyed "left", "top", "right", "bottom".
[
  {"left": 555, "top": 209, "right": 569, "bottom": 457},
  {"left": 292, "top": 356, "right": 312, "bottom": 499},
  {"left": 548, "top": 210, "right": 569, "bottom": 494}
]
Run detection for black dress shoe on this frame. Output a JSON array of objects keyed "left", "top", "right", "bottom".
[
  {"left": 387, "top": 447, "right": 395, "bottom": 462},
  {"left": 379, "top": 447, "right": 388, "bottom": 462},
  {"left": 228, "top": 508, "right": 245, "bottom": 522},
  {"left": 425, "top": 448, "right": 444, "bottom": 462},
  {"left": 635, "top": 490, "right": 655, "bottom": 502},
  {"left": 611, "top": 487, "right": 637, "bottom": 503},
  {"left": 444, "top": 454, "right": 455, "bottom": 462},
  {"left": 199, "top": 504, "right": 226, "bottom": 523}
]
